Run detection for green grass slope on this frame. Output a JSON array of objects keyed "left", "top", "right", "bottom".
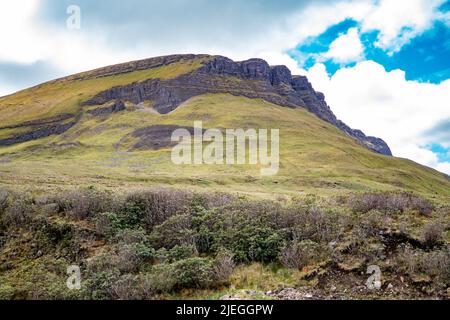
[
  {"left": 0, "top": 57, "right": 206, "bottom": 137},
  {"left": 0, "top": 85, "right": 449, "bottom": 201}
]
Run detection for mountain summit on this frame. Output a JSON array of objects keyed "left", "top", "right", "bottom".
[
  {"left": 83, "top": 54, "right": 391, "bottom": 156},
  {"left": 1, "top": 54, "right": 391, "bottom": 155}
]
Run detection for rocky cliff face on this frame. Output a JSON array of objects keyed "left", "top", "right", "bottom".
[{"left": 84, "top": 55, "right": 392, "bottom": 156}]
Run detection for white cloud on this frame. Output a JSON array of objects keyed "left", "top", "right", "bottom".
[
  {"left": 305, "top": 60, "right": 450, "bottom": 173},
  {"left": 324, "top": 28, "right": 364, "bottom": 63},
  {"left": 360, "top": 0, "right": 446, "bottom": 54},
  {"left": 0, "top": 0, "right": 445, "bottom": 88},
  {"left": 0, "top": 1, "right": 45, "bottom": 64},
  {"left": 436, "top": 162, "right": 450, "bottom": 175}
]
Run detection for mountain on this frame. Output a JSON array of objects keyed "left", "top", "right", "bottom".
[
  {"left": 0, "top": 54, "right": 448, "bottom": 199},
  {"left": 0, "top": 54, "right": 391, "bottom": 155}
]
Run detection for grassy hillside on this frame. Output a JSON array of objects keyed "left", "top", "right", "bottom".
[
  {"left": 0, "top": 91, "right": 449, "bottom": 201},
  {"left": 0, "top": 57, "right": 205, "bottom": 135}
]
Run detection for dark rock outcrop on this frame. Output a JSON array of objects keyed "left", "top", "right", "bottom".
[
  {"left": 88, "top": 101, "right": 126, "bottom": 116},
  {"left": 83, "top": 54, "right": 392, "bottom": 156},
  {"left": 0, "top": 114, "right": 74, "bottom": 130},
  {"left": 0, "top": 121, "right": 77, "bottom": 146},
  {"left": 131, "top": 125, "right": 198, "bottom": 150}
]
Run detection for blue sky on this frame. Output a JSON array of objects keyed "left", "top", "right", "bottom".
[
  {"left": 290, "top": 17, "right": 450, "bottom": 83},
  {"left": 0, "top": 0, "right": 449, "bottom": 174}
]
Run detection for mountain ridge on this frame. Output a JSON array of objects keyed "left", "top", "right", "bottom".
[
  {"left": 0, "top": 54, "right": 391, "bottom": 156},
  {"left": 81, "top": 54, "right": 393, "bottom": 156}
]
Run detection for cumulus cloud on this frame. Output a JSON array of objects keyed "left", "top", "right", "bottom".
[
  {"left": 425, "top": 119, "right": 450, "bottom": 147},
  {"left": 305, "top": 60, "right": 450, "bottom": 174},
  {"left": 0, "top": 0, "right": 333, "bottom": 93},
  {"left": 1, "top": 0, "right": 445, "bottom": 89},
  {"left": 360, "top": 0, "right": 446, "bottom": 54},
  {"left": 324, "top": 27, "right": 364, "bottom": 63}
]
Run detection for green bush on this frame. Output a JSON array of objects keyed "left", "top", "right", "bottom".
[
  {"left": 87, "top": 242, "right": 154, "bottom": 274},
  {"left": 220, "top": 226, "right": 284, "bottom": 263},
  {"left": 171, "top": 258, "right": 214, "bottom": 289},
  {"left": 167, "top": 244, "right": 198, "bottom": 262},
  {"left": 145, "top": 264, "right": 176, "bottom": 293},
  {"left": 84, "top": 270, "right": 120, "bottom": 300},
  {"left": 94, "top": 212, "right": 125, "bottom": 237},
  {"left": 123, "top": 189, "right": 191, "bottom": 229},
  {"left": 112, "top": 228, "right": 149, "bottom": 245},
  {"left": 149, "top": 214, "right": 196, "bottom": 249},
  {"left": 0, "top": 284, "right": 14, "bottom": 300}
]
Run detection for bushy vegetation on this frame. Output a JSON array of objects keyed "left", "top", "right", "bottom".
[
  {"left": 0, "top": 186, "right": 448, "bottom": 300},
  {"left": 347, "top": 192, "right": 434, "bottom": 216}
]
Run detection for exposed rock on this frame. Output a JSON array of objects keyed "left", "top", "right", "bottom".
[
  {"left": 0, "top": 114, "right": 75, "bottom": 130},
  {"left": 130, "top": 125, "right": 198, "bottom": 150},
  {"left": 0, "top": 121, "right": 77, "bottom": 146},
  {"left": 88, "top": 101, "right": 126, "bottom": 116},
  {"left": 83, "top": 54, "right": 392, "bottom": 156},
  {"left": 266, "top": 287, "right": 316, "bottom": 300},
  {"left": 270, "top": 65, "right": 292, "bottom": 86}
]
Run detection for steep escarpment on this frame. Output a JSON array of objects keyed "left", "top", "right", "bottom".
[{"left": 83, "top": 55, "right": 392, "bottom": 155}]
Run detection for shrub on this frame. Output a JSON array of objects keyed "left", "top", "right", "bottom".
[
  {"left": 422, "top": 222, "right": 444, "bottom": 248},
  {"left": 396, "top": 245, "right": 450, "bottom": 287},
  {"left": 347, "top": 193, "right": 379, "bottom": 213},
  {"left": 146, "top": 264, "right": 176, "bottom": 293},
  {"left": 212, "top": 248, "right": 235, "bottom": 283},
  {"left": 347, "top": 192, "right": 434, "bottom": 215},
  {"left": 87, "top": 243, "right": 154, "bottom": 274},
  {"left": 190, "top": 192, "right": 236, "bottom": 211},
  {"left": 123, "top": 189, "right": 191, "bottom": 230},
  {"left": 29, "top": 218, "right": 88, "bottom": 261},
  {"left": 0, "top": 284, "right": 14, "bottom": 300},
  {"left": 60, "top": 188, "right": 112, "bottom": 220},
  {"left": 115, "top": 243, "right": 154, "bottom": 273},
  {"left": 112, "top": 228, "right": 149, "bottom": 245},
  {"left": 149, "top": 214, "right": 196, "bottom": 249},
  {"left": 85, "top": 270, "right": 120, "bottom": 300},
  {"left": 171, "top": 258, "right": 214, "bottom": 289},
  {"left": 431, "top": 246, "right": 450, "bottom": 285},
  {"left": 109, "top": 274, "right": 153, "bottom": 300},
  {"left": 2, "top": 194, "right": 34, "bottom": 228},
  {"left": 353, "top": 210, "right": 387, "bottom": 238},
  {"left": 167, "top": 244, "right": 198, "bottom": 262},
  {"left": 94, "top": 212, "right": 122, "bottom": 237},
  {"left": 409, "top": 196, "right": 434, "bottom": 216},
  {"left": 290, "top": 207, "right": 341, "bottom": 243},
  {"left": 280, "top": 240, "right": 323, "bottom": 269},
  {"left": 0, "top": 188, "right": 8, "bottom": 214},
  {"left": 228, "top": 226, "right": 284, "bottom": 263}
]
